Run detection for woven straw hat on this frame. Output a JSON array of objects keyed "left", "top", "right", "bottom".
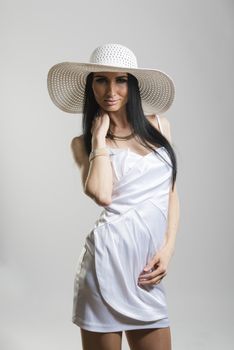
[{"left": 47, "top": 43, "right": 175, "bottom": 115}]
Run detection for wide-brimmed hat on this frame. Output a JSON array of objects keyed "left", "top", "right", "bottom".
[{"left": 47, "top": 43, "right": 175, "bottom": 115}]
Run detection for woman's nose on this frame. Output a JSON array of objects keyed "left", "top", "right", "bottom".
[{"left": 106, "top": 81, "right": 117, "bottom": 93}]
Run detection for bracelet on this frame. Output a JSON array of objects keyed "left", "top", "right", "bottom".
[
  {"left": 89, "top": 154, "right": 109, "bottom": 162},
  {"left": 89, "top": 147, "right": 109, "bottom": 162}
]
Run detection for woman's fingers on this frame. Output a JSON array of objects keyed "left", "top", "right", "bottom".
[
  {"left": 139, "top": 271, "right": 167, "bottom": 285},
  {"left": 138, "top": 264, "right": 167, "bottom": 285},
  {"left": 138, "top": 271, "right": 167, "bottom": 286}
]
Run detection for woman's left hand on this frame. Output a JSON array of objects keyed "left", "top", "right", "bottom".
[{"left": 138, "top": 243, "right": 174, "bottom": 286}]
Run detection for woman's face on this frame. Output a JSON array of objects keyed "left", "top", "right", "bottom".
[{"left": 92, "top": 71, "right": 128, "bottom": 112}]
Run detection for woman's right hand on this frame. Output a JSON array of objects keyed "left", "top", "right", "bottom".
[{"left": 91, "top": 108, "right": 110, "bottom": 141}]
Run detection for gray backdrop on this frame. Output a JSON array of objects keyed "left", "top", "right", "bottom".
[{"left": 1, "top": 0, "right": 233, "bottom": 349}]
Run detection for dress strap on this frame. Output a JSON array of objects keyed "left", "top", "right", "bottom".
[{"left": 155, "top": 114, "right": 164, "bottom": 135}]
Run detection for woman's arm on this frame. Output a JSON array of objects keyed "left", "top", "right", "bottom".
[
  {"left": 138, "top": 116, "right": 180, "bottom": 283},
  {"left": 86, "top": 134, "right": 113, "bottom": 206},
  {"left": 70, "top": 134, "right": 113, "bottom": 207},
  {"left": 161, "top": 116, "right": 180, "bottom": 256},
  {"left": 164, "top": 182, "right": 180, "bottom": 255}
]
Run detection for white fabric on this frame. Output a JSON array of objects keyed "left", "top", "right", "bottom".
[{"left": 72, "top": 115, "right": 173, "bottom": 331}]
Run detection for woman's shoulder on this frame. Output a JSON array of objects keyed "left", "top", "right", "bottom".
[
  {"left": 71, "top": 134, "right": 84, "bottom": 146},
  {"left": 145, "top": 113, "right": 170, "bottom": 132},
  {"left": 70, "top": 134, "right": 88, "bottom": 168}
]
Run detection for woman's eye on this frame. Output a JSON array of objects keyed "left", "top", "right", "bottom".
[
  {"left": 95, "top": 78, "right": 106, "bottom": 82},
  {"left": 95, "top": 78, "right": 128, "bottom": 83},
  {"left": 117, "top": 78, "right": 128, "bottom": 83}
]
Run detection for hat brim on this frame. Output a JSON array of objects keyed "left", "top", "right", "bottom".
[{"left": 47, "top": 62, "right": 175, "bottom": 115}]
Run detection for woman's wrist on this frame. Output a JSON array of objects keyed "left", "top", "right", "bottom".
[
  {"left": 161, "top": 234, "right": 175, "bottom": 255},
  {"left": 164, "top": 240, "right": 175, "bottom": 256},
  {"left": 89, "top": 136, "right": 109, "bottom": 162},
  {"left": 92, "top": 136, "right": 107, "bottom": 150}
]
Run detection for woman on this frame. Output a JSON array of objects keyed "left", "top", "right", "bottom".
[{"left": 47, "top": 43, "right": 180, "bottom": 350}]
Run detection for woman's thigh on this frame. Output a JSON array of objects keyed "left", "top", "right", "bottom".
[
  {"left": 80, "top": 328, "right": 123, "bottom": 350},
  {"left": 125, "top": 326, "right": 171, "bottom": 350}
]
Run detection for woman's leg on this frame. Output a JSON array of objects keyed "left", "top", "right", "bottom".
[
  {"left": 80, "top": 328, "right": 123, "bottom": 350},
  {"left": 125, "top": 326, "right": 171, "bottom": 350}
]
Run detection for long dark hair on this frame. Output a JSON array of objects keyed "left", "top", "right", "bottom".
[{"left": 82, "top": 72, "right": 177, "bottom": 191}]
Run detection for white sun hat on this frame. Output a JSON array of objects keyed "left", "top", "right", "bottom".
[{"left": 47, "top": 43, "right": 175, "bottom": 115}]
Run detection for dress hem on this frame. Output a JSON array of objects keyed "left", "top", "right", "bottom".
[{"left": 72, "top": 315, "right": 170, "bottom": 333}]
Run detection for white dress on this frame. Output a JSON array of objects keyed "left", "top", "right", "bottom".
[{"left": 72, "top": 114, "right": 173, "bottom": 332}]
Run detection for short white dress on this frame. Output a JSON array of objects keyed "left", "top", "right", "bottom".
[{"left": 72, "top": 114, "right": 173, "bottom": 332}]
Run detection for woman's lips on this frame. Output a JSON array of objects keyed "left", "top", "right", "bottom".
[{"left": 104, "top": 100, "right": 119, "bottom": 105}]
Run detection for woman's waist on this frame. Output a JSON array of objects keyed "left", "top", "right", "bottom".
[
  {"left": 95, "top": 193, "right": 169, "bottom": 227},
  {"left": 85, "top": 195, "right": 168, "bottom": 253}
]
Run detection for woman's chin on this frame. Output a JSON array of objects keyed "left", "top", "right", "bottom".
[{"left": 103, "top": 104, "right": 126, "bottom": 112}]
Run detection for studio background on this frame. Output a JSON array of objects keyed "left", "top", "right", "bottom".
[{"left": 1, "top": 1, "right": 233, "bottom": 349}]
